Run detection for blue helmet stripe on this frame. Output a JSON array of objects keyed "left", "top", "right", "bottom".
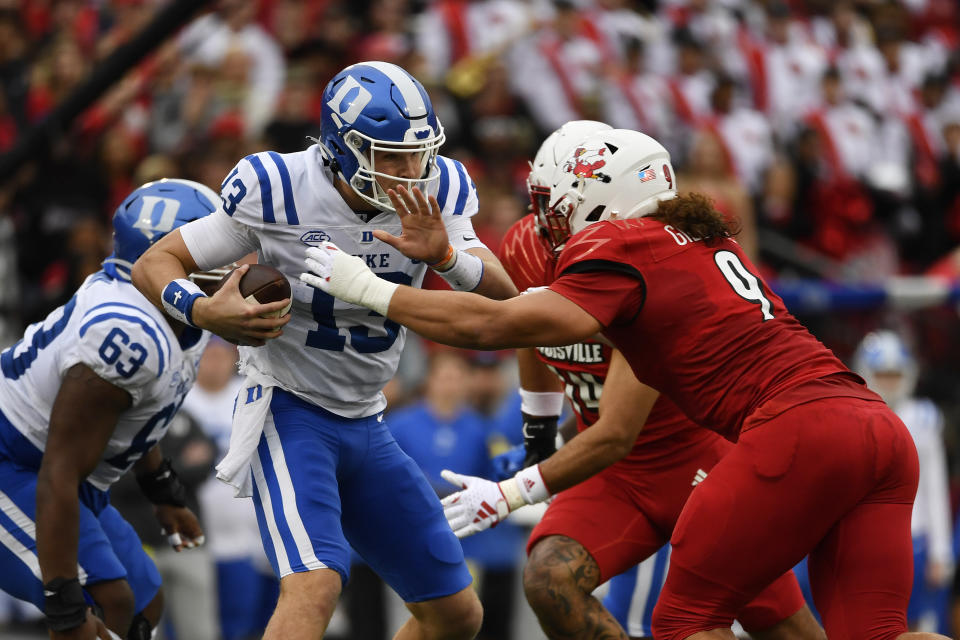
[
  {"left": 437, "top": 157, "right": 451, "bottom": 212},
  {"left": 83, "top": 302, "right": 172, "bottom": 366},
  {"left": 78, "top": 313, "right": 167, "bottom": 377},
  {"left": 453, "top": 161, "right": 470, "bottom": 215},
  {"left": 246, "top": 155, "right": 276, "bottom": 224},
  {"left": 267, "top": 152, "right": 300, "bottom": 225}
]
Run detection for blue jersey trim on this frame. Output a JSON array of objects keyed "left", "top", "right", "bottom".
[
  {"left": 267, "top": 151, "right": 300, "bottom": 225},
  {"left": 1, "top": 296, "right": 78, "bottom": 381},
  {"left": 453, "top": 160, "right": 469, "bottom": 215},
  {"left": 437, "top": 158, "right": 451, "bottom": 212},
  {"left": 256, "top": 438, "right": 307, "bottom": 572},
  {"left": 78, "top": 313, "right": 167, "bottom": 377},
  {"left": 84, "top": 303, "right": 171, "bottom": 367},
  {"left": 246, "top": 155, "right": 276, "bottom": 224}
]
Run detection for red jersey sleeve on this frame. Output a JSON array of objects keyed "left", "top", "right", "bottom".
[
  {"left": 549, "top": 222, "right": 646, "bottom": 326},
  {"left": 549, "top": 271, "right": 644, "bottom": 327},
  {"left": 498, "top": 214, "right": 553, "bottom": 291}
]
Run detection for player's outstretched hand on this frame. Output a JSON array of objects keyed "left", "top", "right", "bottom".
[
  {"left": 192, "top": 264, "right": 290, "bottom": 346},
  {"left": 155, "top": 505, "right": 205, "bottom": 552},
  {"left": 301, "top": 243, "right": 399, "bottom": 316},
  {"left": 440, "top": 469, "right": 513, "bottom": 538},
  {"left": 376, "top": 186, "right": 450, "bottom": 264}
]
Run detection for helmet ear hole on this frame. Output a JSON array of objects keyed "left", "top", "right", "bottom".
[{"left": 585, "top": 205, "right": 605, "bottom": 222}]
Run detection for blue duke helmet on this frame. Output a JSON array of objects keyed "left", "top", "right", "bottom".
[
  {"left": 853, "top": 330, "right": 918, "bottom": 407},
  {"left": 103, "top": 178, "right": 227, "bottom": 283},
  {"left": 319, "top": 61, "right": 446, "bottom": 212}
]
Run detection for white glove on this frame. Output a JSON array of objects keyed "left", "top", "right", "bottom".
[
  {"left": 300, "top": 243, "right": 399, "bottom": 316},
  {"left": 440, "top": 469, "right": 527, "bottom": 538}
]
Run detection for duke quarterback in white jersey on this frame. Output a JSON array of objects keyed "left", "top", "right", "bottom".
[
  {"left": 132, "top": 61, "right": 517, "bottom": 640},
  {"left": 0, "top": 180, "right": 215, "bottom": 640}
]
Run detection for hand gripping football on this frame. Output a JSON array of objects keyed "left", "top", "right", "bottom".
[{"left": 217, "top": 264, "right": 292, "bottom": 317}]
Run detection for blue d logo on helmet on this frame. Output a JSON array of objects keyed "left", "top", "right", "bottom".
[
  {"left": 103, "top": 178, "right": 220, "bottom": 281},
  {"left": 319, "top": 61, "right": 446, "bottom": 212}
]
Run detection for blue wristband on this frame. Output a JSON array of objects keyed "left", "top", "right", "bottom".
[{"left": 161, "top": 279, "right": 206, "bottom": 327}]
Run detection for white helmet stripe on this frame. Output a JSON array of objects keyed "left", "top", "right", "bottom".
[{"left": 362, "top": 61, "right": 427, "bottom": 118}]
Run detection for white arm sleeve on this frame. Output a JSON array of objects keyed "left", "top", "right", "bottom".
[
  {"left": 180, "top": 210, "right": 260, "bottom": 271},
  {"left": 444, "top": 216, "right": 489, "bottom": 253}
]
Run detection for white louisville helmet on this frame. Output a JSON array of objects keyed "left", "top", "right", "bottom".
[
  {"left": 543, "top": 128, "right": 676, "bottom": 253},
  {"left": 852, "top": 330, "right": 918, "bottom": 407},
  {"left": 528, "top": 120, "right": 612, "bottom": 247}
]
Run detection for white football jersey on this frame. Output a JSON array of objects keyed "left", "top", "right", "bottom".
[
  {"left": 0, "top": 272, "right": 209, "bottom": 491},
  {"left": 180, "top": 146, "right": 487, "bottom": 418}
]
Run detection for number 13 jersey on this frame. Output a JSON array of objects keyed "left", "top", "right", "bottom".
[
  {"left": 548, "top": 218, "right": 878, "bottom": 440},
  {"left": 180, "top": 145, "right": 487, "bottom": 418}
]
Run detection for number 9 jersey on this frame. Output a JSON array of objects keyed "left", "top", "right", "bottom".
[
  {"left": 548, "top": 217, "right": 879, "bottom": 441},
  {"left": 0, "top": 272, "right": 208, "bottom": 489}
]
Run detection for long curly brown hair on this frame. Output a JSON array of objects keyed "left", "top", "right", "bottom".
[{"left": 647, "top": 192, "right": 738, "bottom": 245}]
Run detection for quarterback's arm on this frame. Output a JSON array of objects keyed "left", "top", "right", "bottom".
[
  {"left": 462, "top": 245, "right": 519, "bottom": 300},
  {"left": 36, "top": 364, "right": 131, "bottom": 583},
  {"left": 537, "top": 350, "right": 657, "bottom": 492},
  {"left": 132, "top": 228, "right": 289, "bottom": 345}
]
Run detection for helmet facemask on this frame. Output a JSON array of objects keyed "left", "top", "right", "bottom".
[{"left": 342, "top": 125, "right": 446, "bottom": 212}]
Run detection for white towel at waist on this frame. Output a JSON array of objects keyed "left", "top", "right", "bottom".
[{"left": 216, "top": 368, "right": 275, "bottom": 498}]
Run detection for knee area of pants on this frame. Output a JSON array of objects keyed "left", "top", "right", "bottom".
[{"left": 652, "top": 598, "right": 729, "bottom": 640}]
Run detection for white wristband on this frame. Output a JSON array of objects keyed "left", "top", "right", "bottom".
[
  {"left": 434, "top": 249, "right": 484, "bottom": 291},
  {"left": 498, "top": 477, "right": 526, "bottom": 512},
  {"left": 161, "top": 279, "right": 207, "bottom": 327},
  {"left": 520, "top": 389, "right": 565, "bottom": 417},
  {"left": 514, "top": 464, "right": 551, "bottom": 505}
]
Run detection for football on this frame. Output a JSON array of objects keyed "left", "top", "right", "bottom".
[{"left": 216, "top": 264, "right": 292, "bottom": 317}]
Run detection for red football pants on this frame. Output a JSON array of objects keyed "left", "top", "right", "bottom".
[
  {"left": 652, "top": 396, "right": 919, "bottom": 640},
  {"left": 527, "top": 430, "right": 805, "bottom": 631}
]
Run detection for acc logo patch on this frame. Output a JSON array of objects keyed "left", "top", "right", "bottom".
[{"left": 300, "top": 230, "right": 333, "bottom": 246}]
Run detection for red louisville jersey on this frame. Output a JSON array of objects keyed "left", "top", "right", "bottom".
[
  {"left": 499, "top": 215, "right": 703, "bottom": 461},
  {"left": 549, "top": 217, "right": 878, "bottom": 440}
]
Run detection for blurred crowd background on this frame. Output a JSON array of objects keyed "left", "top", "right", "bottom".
[{"left": 1, "top": 0, "right": 960, "bottom": 637}]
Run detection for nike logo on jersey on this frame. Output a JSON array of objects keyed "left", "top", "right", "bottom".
[{"left": 462, "top": 236, "right": 476, "bottom": 242}]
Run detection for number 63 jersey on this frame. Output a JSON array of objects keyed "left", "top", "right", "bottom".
[
  {"left": 181, "top": 146, "right": 486, "bottom": 418},
  {"left": 0, "top": 272, "right": 208, "bottom": 490},
  {"left": 548, "top": 217, "right": 876, "bottom": 441}
]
